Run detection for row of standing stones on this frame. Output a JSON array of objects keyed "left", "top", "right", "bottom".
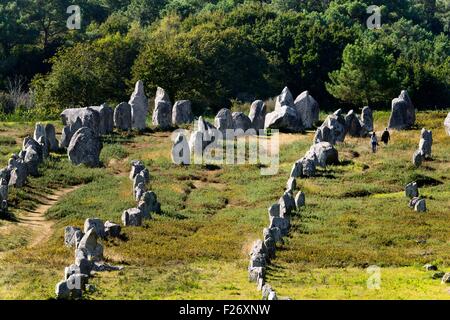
[{"left": 57, "top": 161, "right": 162, "bottom": 299}]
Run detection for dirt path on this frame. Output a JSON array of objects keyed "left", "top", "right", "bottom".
[{"left": 0, "top": 185, "right": 81, "bottom": 258}]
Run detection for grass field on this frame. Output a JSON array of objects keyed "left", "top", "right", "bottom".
[{"left": 0, "top": 110, "right": 449, "bottom": 300}]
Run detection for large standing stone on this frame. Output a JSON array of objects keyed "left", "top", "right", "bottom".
[
  {"left": 445, "top": 112, "right": 450, "bottom": 136},
  {"left": 314, "top": 110, "right": 347, "bottom": 145},
  {"left": 114, "top": 102, "right": 132, "bottom": 131},
  {"left": 214, "top": 108, "right": 234, "bottom": 134},
  {"left": 129, "top": 80, "right": 149, "bottom": 130},
  {"left": 23, "top": 145, "right": 41, "bottom": 176},
  {"left": 45, "top": 124, "right": 59, "bottom": 152},
  {"left": 248, "top": 100, "right": 266, "bottom": 131},
  {"left": 264, "top": 106, "right": 302, "bottom": 132},
  {"left": 67, "top": 127, "right": 102, "bottom": 167},
  {"left": 405, "top": 182, "right": 419, "bottom": 198},
  {"left": 152, "top": 86, "right": 172, "bottom": 130},
  {"left": 232, "top": 112, "right": 252, "bottom": 133},
  {"left": 275, "top": 87, "right": 294, "bottom": 110},
  {"left": 345, "top": 110, "right": 364, "bottom": 137},
  {"left": 418, "top": 128, "right": 432, "bottom": 159},
  {"left": 294, "top": 91, "right": 319, "bottom": 129},
  {"left": 90, "top": 104, "right": 114, "bottom": 135},
  {"left": 172, "top": 100, "right": 193, "bottom": 126},
  {"left": 308, "top": 142, "right": 339, "bottom": 168},
  {"left": 388, "top": 90, "right": 415, "bottom": 130},
  {"left": 361, "top": 106, "right": 373, "bottom": 132}
]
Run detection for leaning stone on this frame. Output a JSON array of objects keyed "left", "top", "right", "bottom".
[
  {"left": 405, "top": 182, "right": 419, "bottom": 198},
  {"left": 172, "top": 100, "right": 193, "bottom": 126},
  {"left": 294, "top": 91, "right": 319, "bottom": 129},
  {"left": 84, "top": 218, "right": 106, "bottom": 239},
  {"left": 67, "top": 127, "right": 102, "bottom": 167},
  {"left": 130, "top": 80, "right": 149, "bottom": 130}
]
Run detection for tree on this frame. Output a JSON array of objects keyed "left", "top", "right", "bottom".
[{"left": 326, "top": 39, "right": 399, "bottom": 106}]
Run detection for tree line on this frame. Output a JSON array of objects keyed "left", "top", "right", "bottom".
[{"left": 0, "top": 0, "right": 449, "bottom": 119}]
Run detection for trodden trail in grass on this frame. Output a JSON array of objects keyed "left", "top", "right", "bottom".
[{"left": 0, "top": 185, "right": 82, "bottom": 259}]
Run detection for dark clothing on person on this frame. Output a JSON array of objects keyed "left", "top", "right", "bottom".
[{"left": 381, "top": 130, "right": 390, "bottom": 145}]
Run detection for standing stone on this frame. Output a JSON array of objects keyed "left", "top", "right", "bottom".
[
  {"left": 45, "top": 124, "right": 59, "bottom": 152},
  {"left": 414, "top": 199, "right": 427, "bottom": 212},
  {"left": 444, "top": 112, "right": 450, "bottom": 136},
  {"left": 308, "top": 142, "right": 339, "bottom": 168},
  {"left": 268, "top": 203, "right": 280, "bottom": 218},
  {"left": 232, "top": 112, "right": 252, "bottom": 133},
  {"left": 8, "top": 159, "right": 27, "bottom": 187},
  {"left": 61, "top": 107, "right": 101, "bottom": 135},
  {"left": 264, "top": 106, "right": 302, "bottom": 132},
  {"left": 418, "top": 128, "right": 432, "bottom": 159},
  {"left": 114, "top": 102, "right": 132, "bottom": 131},
  {"left": 67, "top": 127, "right": 102, "bottom": 167},
  {"left": 152, "top": 86, "right": 172, "bottom": 130},
  {"left": 172, "top": 132, "right": 190, "bottom": 165},
  {"left": 286, "top": 177, "right": 296, "bottom": 194},
  {"left": 104, "top": 221, "right": 121, "bottom": 237},
  {"left": 290, "top": 160, "right": 302, "bottom": 178},
  {"left": 314, "top": 110, "right": 347, "bottom": 145},
  {"left": 90, "top": 104, "right": 114, "bottom": 135},
  {"left": 405, "top": 182, "right": 419, "bottom": 198},
  {"left": 412, "top": 149, "right": 423, "bottom": 167},
  {"left": 33, "top": 123, "right": 46, "bottom": 143},
  {"left": 301, "top": 156, "right": 316, "bottom": 177},
  {"left": 345, "top": 110, "right": 363, "bottom": 137},
  {"left": 294, "top": 191, "right": 305, "bottom": 209},
  {"left": 129, "top": 160, "right": 145, "bottom": 180},
  {"left": 77, "top": 228, "right": 103, "bottom": 261},
  {"left": 248, "top": 100, "right": 266, "bottom": 131},
  {"left": 0, "top": 179, "right": 8, "bottom": 215},
  {"left": 24, "top": 145, "right": 41, "bottom": 176},
  {"left": 60, "top": 117, "right": 82, "bottom": 149},
  {"left": 388, "top": 90, "right": 415, "bottom": 129},
  {"left": 121, "top": 208, "right": 143, "bottom": 226},
  {"left": 172, "top": 100, "right": 193, "bottom": 126},
  {"left": 361, "top": 106, "right": 373, "bottom": 132},
  {"left": 279, "top": 191, "right": 295, "bottom": 217},
  {"left": 84, "top": 218, "right": 106, "bottom": 239},
  {"left": 294, "top": 91, "right": 319, "bottom": 129},
  {"left": 137, "top": 191, "right": 161, "bottom": 218},
  {"left": 275, "top": 87, "right": 294, "bottom": 110},
  {"left": 214, "top": 108, "right": 234, "bottom": 134},
  {"left": 64, "top": 226, "right": 83, "bottom": 247},
  {"left": 129, "top": 80, "right": 149, "bottom": 130}
]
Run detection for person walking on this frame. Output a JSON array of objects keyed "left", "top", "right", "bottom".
[
  {"left": 371, "top": 132, "right": 378, "bottom": 153},
  {"left": 381, "top": 128, "right": 390, "bottom": 145}
]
